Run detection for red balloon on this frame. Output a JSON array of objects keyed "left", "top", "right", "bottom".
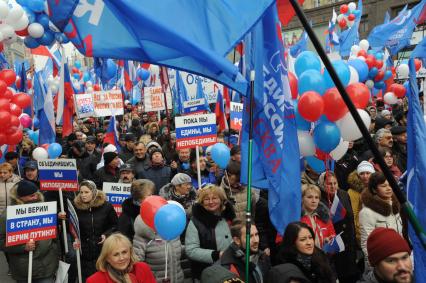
[
  {"left": 10, "top": 103, "right": 22, "bottom": 116},
  {"left": 15, "top": 28, "right": 29, "bottom": 36},
  {"left": 10, "top": 115, "right": 20, "bottom": 127},
  {"left": 11, "top": 93, "right": 31, "bottom": 109},
  {"left": 315, "top": 148, "right": 330, "bottom": 161},
  {"left": 374, "top": 70, "right": 385, "bottom": 82},
  {"left": 323, "top": 88, "right": 348, "bottom": 121},
  {"left": 0, "top": 99, "right": 9, "bottom": 112},
  {"left": 140, "top": 196, "right": 168, "bottom": 230},
  {"left": 346, "top": 83, "right": 370, "bottom": 109},
  {"left": 340, "top": 4, "right": 349, "bottom": 14},
  {"left": 0, "top": 70, "right": 16, "bottom": 86},
  {"left": 6, "top": 127, "right": 23, "bottom": 145},
  {"left": 288, "top": 72, "right": 298, "bottom": 99},
  {"left": 0, "top": 43, "right": 3, "bottom": 53},
  {"left": 357, "top": 50, "right": 367, "bottom": 58},
  {"left": 365, "top": 55, "right": 376, "bottom": 69},
  {"left": 375, "top": 60, "right": 384, "bottom": 69},
  {"left": 93, "top": 84, "right": 101, "bottom": 91},
  {"left": 338, "top": 19, "right": 347, "bottom": 29},
  {"left": 0, "top": 111, "right": 11, "bottom": 127},
  {"left": 0, "top": 133, "right": 6, "bottom": 145},
  {"left": 15, "top": 77, "right": 21, "bottom": 90},
  {"left": 72, "top": 67, "right": 79, "bottom": 74},
  {"left": 2, "top": 88, "right": 13, "bottom": 100},
  {"left": 41, "top": 144, "right": 50, "bottom": 150},
  {"left": 298, "top": 91, "right": 324, "bottom": 122},
  {"left": 27, "top": 79, "right": 32, "bottom": 89},
  {"left": 347, "top": 14, "right": 356, "bottom": 21},
  {"left": 389, "top": 83, "right": 406, "bottom": 98},
  {"left": 415, "top": 59, "right": 422, "bottom": 72},
  {"left": 0, "top": 80, "right": 6, "bottom": 96}
]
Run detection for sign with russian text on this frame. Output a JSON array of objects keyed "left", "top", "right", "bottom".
[
  {"left": 6, "top": 201, "right": 57, "bottom": 246},
  {"left": 183, "top": 98, "right": 207, "bottom": 114},
  {"left": 93, "top": 90, "right": 124, "bottom": 117},
  {"left": 230, "top": 102, "right": 243, "bottom": 131},
  {"left": 74, "top": 93, "right": 95, "bottom": 118},
  {"left": 38, "top": 159, "right": 78, "bottom": 191},
  {"left": 175, "top": 113, "right": 217, "bottom": 149},
  {"left": 103, "top": 182, "right": 131, "bottom": 216},
  {"left": 143, "top": 86, "right": 172, "bottom": 112}
]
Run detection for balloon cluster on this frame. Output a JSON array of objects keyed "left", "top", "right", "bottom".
[
  {"left": 32, "top": 142, "right": 62, "bottom": 160},
  {"left": 337, "top": 2, "right": 361, "bottom": 29},
  {"left": 0, "top": 1, "right": 30, "bottom": 50},
  {"left": 0, "top": 70, "right": 32, "bottom": 146},
  {"left": 292, "top": 51, "right": 373, "bottom": 171},
  {"left": 18, "top": 0, "right": 69, "bottom": 49},
  {"left": 137, "top": 67, "right": 151, "bottom": 82},
  {"left": 140, "top": 196, "right": 186, "bottom": 240}
]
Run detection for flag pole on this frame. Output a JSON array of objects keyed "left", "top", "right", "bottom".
[
  {"left": 245, "top": 71, "right": 255, "bottom": 282},
  {"left": 288, "top": 0, "right": 426, "bottom": 248}
]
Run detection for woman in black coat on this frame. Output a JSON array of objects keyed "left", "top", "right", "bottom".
[{"left": 73, "top": 180, "right": 118, "bottom": 281}]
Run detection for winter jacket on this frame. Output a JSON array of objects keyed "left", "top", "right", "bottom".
[
  {"left": 73, "top": 190, "right": 118, "bottom": 280},
  {"left": 0, "top": 174, "right": 21, "bottom": 216},
  {"left": 334, "top": 149, "right": 360, "bottom": 191},
  {"left": 373, "top": 163, "right": 402, "bottom": 180},
  {"left": 93, "top": 166, "right": 120, "bottom": 189},
  {"left": 86, "top": 262, "right": 156, "bottom": 283},
  {"left": 79, "top": 153, "right": 101, "bottom": 181},
  {"left": 140, "top": 164, "right": 172, "bottom": 194},
  {"left": 220, "top": 176, "right": 258, "bottom": 220},
  {"left": 0, "top": 189, "right": 59, "bottom": 281},
  {"left": 185, "top": 202, "right": 235, "bottom": 279},
  {"left": 359, "top": 188, "right": 403, "bottom": 268},
  {"left": 190, "top": 169, "right": 216, "bottom": 189},
  {"left": 254, "top": 197, "right": 277, "bottom": 252},
  {"left": 128, "top": 155, "right": 151, "bottom": 179},
  {"left": 119, "top": 146, "right": 134, "bottom": 163},
  {"left": 347, "top": 170, "right": 365, "bottom": 245},
  {"left": 268, "top": 263, "right": 312, "bottom": 283},
  {"left": 133, "top": 216, "right": 184, "bottom": 283},
  {"left": 118, "top": 197, "right": 140, "bottom": 241},
  {"left": 159, "top": 183, "right": 196, "bottom": 217},
  {"left": 301, "top": 203, "right": 336, "bottom": 249},
  {"left": 301, "top": 171, "right": 319, "bottom": 186}
]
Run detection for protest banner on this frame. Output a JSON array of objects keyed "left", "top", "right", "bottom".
[
  {"left": 183, "top": 98, "right": 207, "bottom": 114},
  {"left": 103, "top": 182, "right": 131, "bottom": 216},
  {"left": 74, "top": 93, "right": 95, "bottom": 118},
  {"left": 144, "top": 86, "right": 172, "bottom": 111},
  {"left": 175, "top": 113, "right": 217, "bottom": 149},
  {"left": 38, "top": 159, "right": 78, "bottom": 192},
  {"left": 6, "top": 201, "right": 57, "bottom": 247},
  {"left": 93, "top": 90, "right": 124, "bottom": 117},
  {"left": 230, "top": 102, "right": 243, "bottom": 131}
]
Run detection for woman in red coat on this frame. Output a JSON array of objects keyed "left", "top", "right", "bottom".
[
  {"left": 300, "top": 184, "right": 336, "bottom": 249},
  {"left": 87, "top": 233, "right": 156, "bottom": 283}
]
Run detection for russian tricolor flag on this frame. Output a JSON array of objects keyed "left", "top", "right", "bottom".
[
  {"left": 103, "top": 116, "right": 121, "bottom": 151},
  {"left": 330, "top": 193, "right": 347, "bottom": 224},
  {"left": 323, "top": 232, "right": 345, "bottom": 253},
  {"left": 215, "top": 89, "right": 228, "bottom": 132}
]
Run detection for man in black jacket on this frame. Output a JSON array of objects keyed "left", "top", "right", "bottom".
[{"left": 127, "top": 141, "right": 150, "bottom": 178}]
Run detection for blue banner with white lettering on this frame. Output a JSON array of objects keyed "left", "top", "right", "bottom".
[{"left": 241, "top": 5, "right": 301, "bottom": 235}]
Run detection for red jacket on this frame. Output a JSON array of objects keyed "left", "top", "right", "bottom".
[
  {"left": 301, "top": 213, "right": 336, "bottom": 249},
  {"left": 86, "top": 262, "right": 156, "bottom": 283}
]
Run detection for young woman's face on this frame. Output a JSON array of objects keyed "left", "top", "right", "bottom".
[
  {"left": 375, "top": 180, "right": 393, "bottom": 201},
  {"left": 0, "top": 169, "right": 12, "bottom": 182},
  {"left": 295, "top": 228, "right": 314, "bottom": 255},
  {"left": 384, "top": 152, "right": 394, "bottom": 167},
  {"left": 107, "top": 242, "right": 131, "bottom": 271},
  {"left": 302, "top": 190, "right": 320, "bottom": 213},
  {"left": 79, "top": 186, "right": 94, "bottom": 203}
]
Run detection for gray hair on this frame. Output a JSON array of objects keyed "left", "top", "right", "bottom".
[{"left": 374, "top": 128, "right": 391, "bottom": 144}]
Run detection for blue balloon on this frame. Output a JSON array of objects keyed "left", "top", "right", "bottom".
[
  {"left": 106, "top": 59, "right": 117, "bottom": 80},
  {"left": 375, "top": 52, "right": 384, "bottom": 60},
  {"left": 29, "top": 130, "right": 39, "bottom": 145},
  {"left": 73, "top": 73, "right": 80, "bottom": 80},
  {"left": 368, "top": 67, "right": 378, "bottom": 78},
  {"left": 384, "top": 70, "right": 393, "bottom": 80},
  {"left": 403, "top": 81, "right": 411, "bottom": 97},
  {"left": 348, "top": 59, "right": 369, "bottom": 82},
  {"left": 298, "top": 70, "right": 326, "bottom": 95},
  {"left": 37, "top": 31, "right": 55, "bottom": 46},
  {"left": 16, "top": 0, "right": 28, "bottom": 5},
  {"left": 353, "top": 9, "right": 361, "bottom": 17},
  {"left": 83, "top": 72, "right": 91, "bottom": 82},
  {"left": 137, "top": 68, "right": 150, "bottom": 81},
  {"left": 55, "top": 32, "right": 69, "bottom": 44},
  {"left": 47, "top": 143, "right": 62, "bottom": 159},
  {"left": 305, "top": 156, "right": 326, "bottom": 173},
  {"left": 154, "top": 204, "right": 186, "bottom": 240},
  {"left": 319, "top": 114, "right": 331, "bottom": 123},
  {"left": 75, "top": 60, "right": 82, "bottom": 69},
  {"left": 211, "top": 143, "right": 231, "bottom": 169},
  {"left": 24, "top": 36, "right": 40, "bottom": 49},
  {"left": 313, "top": 122, "right": 341, "bottom": 153},
  {"left": 374, "top": 81, "right": 385, "bottom": 89},
  {"left": 294, "top": 51, "right": 322, "bottom": 77},
  {"left": 28, "top": 0, "right": 46, "bottom": 12},
  {"left": 33, "top": 117, "right": 40, "bottom": 128},
  {"left": 23, "top": 8, "right": 36, "bottom": 23},
  {"left": 323, "top": 60, "right": 351, "bottom": 89},
  {"left": 37, "top": 14, "right": 50, "bottom": 29},
  {"left": 293, "top": 100, "right": 311, "bottom": 131}
]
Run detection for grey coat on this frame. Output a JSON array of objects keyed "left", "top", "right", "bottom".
[{"left": 133, "top": 215, "right": 184, "bottom": 283}]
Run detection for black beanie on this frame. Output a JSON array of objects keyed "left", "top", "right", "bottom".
[
  {"left": 104, "top": 152, "right": 118, "bottom": 165},
  {"left": 17, "top": 180, "right": 38, "bottom": 197},
  {"left": 150, "top": 148, "right": 164, "bottom": 160}
]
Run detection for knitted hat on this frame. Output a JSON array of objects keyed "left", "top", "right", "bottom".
[
  {"left": 149, "top": 148, "right": 163, "bottom": 160},
  {"left": 104, "top": 152, "right": 118, "bottom": 165},
  {"left": 357, "top": 161, "right": 375, "bottom": 175},
  {"left": 171, "top": 173, "right": 192, "bottom": 186},
  {"left": 200, "top": 265, "right": 243, "bottom": 283},
  {"left": 103, "top": 144, "right": 117, "bottom": 154},
  {"left": 17, "top": 180, "right": 38, "bottom": 197},
  {"left": 367, "top": 227, "right": 411, "bottom": 266},
  {"left": 381, "top": 109, "right": 391, "bottom": 117}
]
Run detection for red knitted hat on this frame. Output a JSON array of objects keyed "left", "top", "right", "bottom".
[{"left": 367, "top": 227, "right": 411, "bottom": 266}]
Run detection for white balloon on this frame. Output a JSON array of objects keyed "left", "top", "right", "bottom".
[
  {"left": 351, "top": 45, "right": 360, "bottom": 56},
  {"left": 33, "top": 147, "right": 49, "bottom": 161},
  {"left": 0, "top": 1, "right": 8, "bottom": 19},
  {"left": 359, "top": 39, "right": 369, "bottom": 51},
  {"left": 337, "top": 14, "right": 345, "bottom": 22},
  {"left": 50, "top": 84, "right": 59, "bottom": 94},
  {"left": 167, "top": 200, "right": 185, "bottom": 213},
  {"left": 348, "top": 66, "right": 359, "bottom": 84},
  {"left": 357, "top": 56, "right": 366, "bottom": 61},
  {"left": 28, "top": 23, "right": 44, "bottom": 38},
  {"left": 336, "top": 109, "right": 371, "bottom": 141},
  {"left": 384, "top": 92, "right": 398, "bottom": 105},
  {"left": 297, "top": 131, "right": 316, "bottom": 157},
  {"left": 47, "top": 77, "right": 55, "bottom": 86},
  {"left": 86, "top": 86, "right": 94, "bottom": 93},
  {"left": 5, "top": 5, "right": 24, "bottom": 24},
  {"left": 10, "top": 14, "right": 29, "bottom": 31},
  {"left": 347, "top": 20, "right": 355, "bottom": 27},
  {"left": 396, "top": 64, "right": 409, "bottom": 78},
  {"left": 3, "top": 31, "right": 16, "bottom": 44},
  {"left": 348, "top": 2, "right": 357, "bottom": 12},
  {"left": 330, "top": 138, "right": 349, "bottom": 160},
  {"left": 365, "top": 80, "right": 374, "bottom": 89}
]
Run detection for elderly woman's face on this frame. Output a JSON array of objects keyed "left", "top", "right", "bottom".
[
  {"left": 107, "top": 241, "right": 131, "bottom": 271},
  {"left": 202, "top": 192, "right": 221, "bottom": 213}
]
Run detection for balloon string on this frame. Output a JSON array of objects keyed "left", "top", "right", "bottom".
[{"left": 164, "top": 241, "right": 168, "bottom": 280}]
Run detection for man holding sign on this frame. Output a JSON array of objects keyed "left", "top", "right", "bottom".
[{"left": 0, "top": 180, "right": 59, "bottom": 282}]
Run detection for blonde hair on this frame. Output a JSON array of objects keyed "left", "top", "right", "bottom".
[
  {"left": 196, "top": 184, "right": 228, "bottom": 211},
  {"left": 96, "top": 233, "right": 139, "bottom": 272},
  {"left": 0, "top": 163, "right": 13, "bottom": 172},
  {"left": 302, "top": 184, "right": 321, "bottom": 197},
  {"left": 139, "top": 134, "right": 152, "bottom": 145}
]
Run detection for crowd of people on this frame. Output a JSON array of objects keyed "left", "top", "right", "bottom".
[{"left": 0, "top": 96, "right": 418, "bottom": 283}]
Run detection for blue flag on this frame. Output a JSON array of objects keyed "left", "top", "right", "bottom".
[
  {"left": 290, "top": 31, "right": 308, "bottom": 58},
  {"left": 47, "top": 0, "right": 276, "bottom": 94},
  {"left": 368, "top": 1, "right": 426, "bottom": 55},
  {"left": 195, "top": 78, "right": 210, "bottom": 113},
  {"left": 241, "top": 5, "right": 301, "bottom": 235},
  {"left": 175, "top": 70, "right": 188, "bottom": 114},
  {"left": 339, "top": 0, "right": 363, "bottom": 57},
  {"left": 34, "top": 72, "right": 56, "bottom": 145},
  {"left": 406, "top": 58, "right": 426, "bottom": 282}
]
